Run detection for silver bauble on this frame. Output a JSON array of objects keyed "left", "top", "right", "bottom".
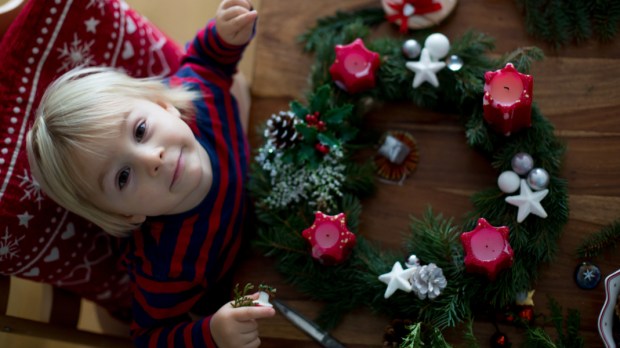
[
  {"left": 402, "top": 39, "right": 421, "bottom": 59},
  {"left": 511, "top": 152, "right": 534, "bottom": 175},
  {"left": 527, "top": 167, "right": 550, "bottom": 190},
  {"left": 446, "top": 55, "right": 464, "bottom": 71}
]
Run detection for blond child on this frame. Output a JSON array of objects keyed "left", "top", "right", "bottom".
[{"left": 26, "top": 1, "right": 274, "bottom": 347}]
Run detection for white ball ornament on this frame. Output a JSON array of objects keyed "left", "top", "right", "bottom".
[
  {"left": 424, "top": 33, "right": 450, "bottom": 60},
  {"left": 527, "top": 167, "right": 550, "bottom": 190},
  {"left": 498, "top": 171, "right": 521, "bottom": 193},
  {"left": 511, "top": 152, "right": 534, "bottom": 175}
]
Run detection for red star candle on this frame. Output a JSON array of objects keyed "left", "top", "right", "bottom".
[
  {"left": 482, "top": 63, "right": 533, "bottom": 136},
  {"left": 460, "top": 218, "right": 514, "bottom": 280},
  {"left": 329, "top": 38, "right": 380, "bottom": 94},
  {"left": 302, "top": 212, "right": 356, "bottom": 265}
]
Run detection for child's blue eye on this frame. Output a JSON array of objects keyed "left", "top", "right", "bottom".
[
  {"left": 117, "top": 168, "right": 130, "bottom": 190},
  {"left": 135, "top": 121, "right": 146, "bottom": 142}
]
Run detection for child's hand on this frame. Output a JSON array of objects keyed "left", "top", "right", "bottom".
[
  {"left": 215, "top": 0, "right": 257, "bottom": 46},
  {"left": 211, "top": 292, "right": 275, "bottom": 348}
]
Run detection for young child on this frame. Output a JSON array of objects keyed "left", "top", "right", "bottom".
[{"left": 26, "top": 0, "right": 275, "bottom": 347}]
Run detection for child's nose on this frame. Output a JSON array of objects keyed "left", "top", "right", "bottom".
[{"left": 142, "top": 147, "right": 164, "bottom": 175}]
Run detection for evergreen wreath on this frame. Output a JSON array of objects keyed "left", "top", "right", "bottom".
[{"left": 248, "top": 7, "right": 572, "bottom": 346}]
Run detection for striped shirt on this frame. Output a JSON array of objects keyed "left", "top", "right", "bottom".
[{"left": 123, "top": 20, "right": 251, "bottom": 347}]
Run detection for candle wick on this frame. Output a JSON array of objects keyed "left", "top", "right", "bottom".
[{"left": 503, "top": 86, "right": 510, "bottom": 91}]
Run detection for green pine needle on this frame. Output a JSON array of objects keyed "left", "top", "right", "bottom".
[{"left": 577, "top": 218, "right": 620, "bottom": 258}]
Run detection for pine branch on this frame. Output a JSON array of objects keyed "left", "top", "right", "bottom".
[
  {"left": 516, "top": 0, "right": 620, "bottom": 46},
  {"left": 576, "top": 218, "right": 620, "bottom": 258},
  {"left": 299, "top": 8, "right": 386, "bottom": 53}
]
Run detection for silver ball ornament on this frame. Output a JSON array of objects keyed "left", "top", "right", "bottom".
[
  {"left": 402, "top": 39, "right": 421, "bottom": 59},
  {"left": 511, "top": 152, "right": 534, "bottom": 175},
  {"left": 498, "top": 171, "right": 520, "bottom": 193},
  {"left": 446, "top": 55, "right": 464, "bottom": 71},
  {"left": 527, "top": 168, "right": 550, "bottom": 190}
]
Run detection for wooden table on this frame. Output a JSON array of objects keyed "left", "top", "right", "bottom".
[{"left": 233, "top": 1, "right": 620, "bottom": 347}]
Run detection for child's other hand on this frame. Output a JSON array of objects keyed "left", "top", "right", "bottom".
[
  {"left": 210, "top": 292, "right": 275, "bottom": 348},
  {"left": 215, "top": 0, "right": 257, "bottom": 46}
]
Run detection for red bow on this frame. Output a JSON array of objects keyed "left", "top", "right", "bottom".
[{"left": 386, "top": 0, "right": 443, "bottom": 33}]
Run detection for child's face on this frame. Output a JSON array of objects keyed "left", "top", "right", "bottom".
[{"left": 76, "top": 98, "right": 212, "bottom": 223}]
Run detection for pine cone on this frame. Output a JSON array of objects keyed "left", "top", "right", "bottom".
[
  {"left": 410, "top": 263, "right": 447, "bottom": 300},
  {"left": 264, "top": 111, "right": 301, "bottom": 149}
]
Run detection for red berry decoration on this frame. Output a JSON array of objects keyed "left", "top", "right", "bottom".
[
  {"left": 517, "top": 306, "right": 534, "bottom": 323},
  {"left": 315, "top": 143, "right": 330, "bottom": 155},
  {"left": 305, "top": 113, "right": 318, "bottom": 125},
  {"left": 490, "top": 331, "right": 511, "bottom": 348}
]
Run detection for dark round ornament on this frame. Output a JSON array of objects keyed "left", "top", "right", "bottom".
[
  {"left": 490, "top": 331, "right": 511, "bottom": 348},
  {"left": 574, "top": 261, "right": 601, "bottom": 290}
]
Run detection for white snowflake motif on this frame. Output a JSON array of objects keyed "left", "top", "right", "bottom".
[
  {"left": 583, "top": 269, "right": 595, "bottom": 281},
  {"left": 18, "top": 169, "right": 44, "bottom": 209},
  {"left": 87, "top": 0, "right": 106, "bottom": 15},
  {"left": 56, "top": 33, "right": 96, "bottom": 72},
  {"left": 0, "top": 228, "right": 24, "bottom": 261}
]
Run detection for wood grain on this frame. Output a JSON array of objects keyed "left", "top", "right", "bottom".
[{"left": 235, "top": 0, "right": 620, "bottom": 347}]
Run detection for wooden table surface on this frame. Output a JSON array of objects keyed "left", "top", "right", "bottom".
[{"left": 233, "top": 1, "right": 620, "bottom": 347}]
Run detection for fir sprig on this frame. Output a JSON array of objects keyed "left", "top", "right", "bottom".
[
  {"left": 516, "top": 0, "right": 620, "bottom": 47},
  {"left": 299, "top": 8, "right": 385, "bottom": 53},
  {"left": 231, "top": 283, "right": 255, "bottom": 308},
  {"left": 522, "top": 297, "right": 584, "bottom": 348},
  {"left": 576, "top": 218, "right": 620, "bottom": 258}
]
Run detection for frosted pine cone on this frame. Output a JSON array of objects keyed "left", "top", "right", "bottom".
[
  {"left": 410, "top": 263, "right": 447, "bottom": 300},
  {"left": 265, "top": 111, "right": 301, "bottom": 149}
]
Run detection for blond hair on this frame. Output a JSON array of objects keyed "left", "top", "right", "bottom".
[{"left": 26, "top": 67, "right": 198, "bottom": 237}]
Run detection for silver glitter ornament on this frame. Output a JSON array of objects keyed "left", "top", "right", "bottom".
[
  {"left": 511, "top": 152, "right": 534, "bottom": 175},
  {"left": 378, "top": 135, "right": 411, "bottom": 165},
  {"left": 446, "top": 55, "right": 463, "bottom": 71},
  {"left": 527, "top": 167, "right": 550, "bottom": 190},
  {"left": 402, "top": 39, "right": 421, "bottom": 59}
]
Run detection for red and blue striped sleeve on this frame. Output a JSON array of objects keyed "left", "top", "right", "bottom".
[{"left": 183, "top": 20, "right": 250, "bottom": 78}]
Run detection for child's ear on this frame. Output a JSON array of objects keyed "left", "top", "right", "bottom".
[{"left": 125, "top": 214, "right": 147, "bottom": 224}]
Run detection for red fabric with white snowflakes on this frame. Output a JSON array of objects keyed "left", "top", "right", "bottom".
[{"left": 0, "top": 0, "right": 183, "bottom": 313}]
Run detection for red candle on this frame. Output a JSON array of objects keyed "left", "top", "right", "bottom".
[
  {"left": 482, "top": 63, "right": 533, "bottom": 136},
  {"left": 302, "top": 212, "right": 356, "bottom": 265},
  {"left": 329, "top": 38, "right": 381, "bottom": 94},
  {"left": 460, "top": 218, "right": 514, "bottom": 280}
]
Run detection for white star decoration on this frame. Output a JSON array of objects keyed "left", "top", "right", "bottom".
[
  {"left": 17, "top": 211, "right": 34, "bottom": 227},
  {"left": 84, "top": 17, "right": 100, "bottom": 34},
  {"left": 505, "top": 179, "right": 548, "bottom": 223},
  {"left": 405, "top": 48, "right": 446, "bottom": 88},
  {"left": 583, "top": 269, "right": 595, "bottom": 281},
  {"left": 378, "top": 261, "right": 415, "bottom": 298}
]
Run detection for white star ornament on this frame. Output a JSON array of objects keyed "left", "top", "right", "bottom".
[
  {"left": 405, "top": 48, "right": 446, "bottom": 88},
  {"left": 378, "top": 261, "right": 416, "bottom": 298},
  {"left": 505, "top": 179, "right": 548, "bottom": 223}
]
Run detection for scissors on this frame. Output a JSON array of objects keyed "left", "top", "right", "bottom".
[{"left": 272, "top": 298, "right": 347, "bottom": 348}]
